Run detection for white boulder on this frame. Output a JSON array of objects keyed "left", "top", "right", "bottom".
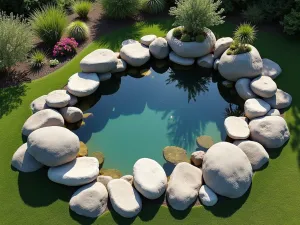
[
  {"left": 224, "top": 116, "right": 250, "bottom": 140},
  {"left": 234, "top": 140, "right": 269, "bottom": 170},
  {"left": 98, "top": 73, "right": 112, "bottom": 82},
  {"left": 111, "top": 59, "right": 127, "bottom": 73},
  {"left": 218, "top": 45, "right": 263, "bottom": 81},
  {"left": 235, "top": 78, "right": 257, "bottom": 100},
  {"left": 191, "top": 151, "right": 205, "bottom": 167},
  {"left": 121, "top": 175, "right": 133, "bottom": 185},
  {"left": 140, "top": 34, "right": 157, "bottom": 46},
  {"left": 69, "top": 182, "right": 108, "bottom": 218},
  {"left": 120, "top": 43, "right": 151, "bottom": 67},
  {"left": 264, "top": 89, "right": 292, "bottom": 109},
  {"left": 22, "top": 109, "right": 64, "bottom": 136},
  {"left": 121, "top": 39, "right": 139, "bottom": 47},
  {"left": 46, "top": 90, "right": 71, "bottom": 108},
  {"left": 249, "top": 116, "right": 290, "bottom": 149},
  {"left": 202, "top": 142, "right": 253, "bottom": 198},
  {"left": 48, "top": 157, "right": 99, "bottom": 186},
  {"left": 169, "top": 51, "right": 195, "bottom": 66},
  {"left": 244, "top": 98, "right": 271, "bottom": 119},
  {"left": 213, "top": 37, "right": 233, "bottom": 59},
  {"left": 30, "top": 95, "right": 49, "bottom": 113},
  {"left": 97, "top": 175, "right": 113, "bottom": 188},
  {"left": 199, "top": 185, "right": 218, "bottom": 206},
  {"left": 166, "top": 27, "right": 216, "bottom": 58},
  {"left": 197, "top": 54, "right": 214, "bottom": 68},
  {"left": 68, "top": 94, "right": 78, "bottom": 106},
  {"left": 67, "top": 72, "right": 100, "bottom": 97},
  {"left": 149, "top": 37, "right": 169, "bottom": 59},
  {"left": 107, "top": 179, "right": 142, "bottom": 218},
  {"left": 167, "top": 162, "right": 202, "bottom": 210},
  {"left": 250, "top": 75, "right": 277, "bottom": 98},
  {"left": 133, "top": 158, "right": 167, "bottom": 199},
  {"left": 262, "top": 58, "right": 282, "bottom": 79},
  {"left": 267, "top": 109, "right": 280, "bottom": 116},
  {"left": 59, "top": 107, "right": 83, "bottom": 123},
  {"left": 27, "top": 126, "right": 80, "bottom": 167},
  {"left": 11, "top": 143, "right": 43, "bottom": 172},
  {"left": 80, "top": 49, "right": 118, "bottom": 73}
]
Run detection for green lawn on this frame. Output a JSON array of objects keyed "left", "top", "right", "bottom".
[{"left": 0, "top": 19, "right": 300, "bottom": 225}]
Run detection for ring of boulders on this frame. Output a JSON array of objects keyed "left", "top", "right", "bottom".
[{"left": 11, "top": 26, "right": 292, "bottom": 219}]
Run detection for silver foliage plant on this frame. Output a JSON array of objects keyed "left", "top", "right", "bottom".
[{"left": 169, "top": 0, "right": 225, "bottom": 35}]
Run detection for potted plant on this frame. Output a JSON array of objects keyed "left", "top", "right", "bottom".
[
  {"left": 167, "top": 0, "right": 224, "bottom": 58},
  {"left": 218, "top": 23, "right": 263, "bottom": 81}
]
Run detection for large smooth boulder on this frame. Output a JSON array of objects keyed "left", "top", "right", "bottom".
[
  {"left": 11, "top": 143, "right": 43, "bottom": 172},
  {"left": 121, "top": 175, "right": 134, "bottom": 185},
  {"left": 68, "top": 94, "right": 78, "bottom": 106},
  {"left": 98, "top": 73, "right": 112, "bottom": 82},
  {"left": 27, "top": 126, "right": 80, "bottom": 167},
  {"left": 249, "top": 116, "right": 290, "bottom": 149},
  {"left": 197, "top": 54, "right": 214, "bottom": 68},
  {"left": 67, "top": 72, "right": 100, "bottom": 97},
  {"left": 48, "top": 157, "right": 99, "bottom": 186},
  {"left": 111, "top": 59, "right": 127, "bottom": 73},
  {"left": 167, "top": 162, "right": 203, "bottom": 210},
  {"left": 219, "top": 45, "right": 263, "bottom": 81},
  {"left": 149, "top": 37, "right": 169, "bottom": 59},
  {"left": 224, "top": 116, "right": 250, "bottom": 140},
  {"left": 234, "top": 140, "right": 269, "bottom": 170},
  {"left": 250, "top": 75, "right": 277, "bottom": 98},
  {"left": 107, "top": 179, "right": 142, "bottom": 218},
  {"left": 267, "top": 109, "right": 280, "bottom": 116},
  {"left": 46, "top": 90, "right": 71, "bottom": 108},
  {"left": 199, "top": 185, "right": 218, "bottom": 206},
  {"left": 30, "top": 95, "right": 49, "bottom": 113},
  {"left": 120, "top": 43, "right": 151, "bottom": 67},
  {"left": 166, "top": 27, "right": 216, "bottom": 58},
  {"left": 202, "top": 142, "right": 253, "bottom": 198},
  {"left": 140, "top": 35, "right": 157, "bottom": 46},
  {"left": 264, "top": 89, "right": 292, "bottom": 109},
  {"left": 59, "top": 107, "right": 83, "bottom": 123},
  {"left": 235, "top": 78, "right": 257, "bottom": 100},
  {"left": 244, "top": 98, "right": 271, "bottom": 119},
  {"left": 213, "top": 37, "right": 233, "bottom": 59},
  {"left": 169, "top": 51, "right": 195, "bottom": 66},
  {"left": 262, "top": 58, "right": 282, "bottom": 79},
  {"left": 69, "top": 182, "right": 108, "bottom": 218},
  {"left": 22, "top": 109, "right": 64, "bottom": 136},
  {"left": 133, "top": 158, "right": 167, "bottom": 199},
  {"left": 121, "top": 39, "right": 139, "bottom": 47},
  {"left": 80, "top": 49, "right": 118, "bottom": 73}
]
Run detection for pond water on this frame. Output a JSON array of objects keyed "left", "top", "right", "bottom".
[{"left": 74, "top": 60, "right": 242, "bottom": 175}]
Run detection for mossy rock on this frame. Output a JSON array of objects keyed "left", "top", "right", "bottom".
[
  {"left": 77, "top": 141, "right": 88, "bottom": 157},
  {"left": 82, "top": 113, "right": 93, "bottom": 119},
  {"left": 163, "top": 146, "right": 189, "bottom": 164},
  {"left": 99, "top": 168, "right": 122, "bottom": 179},
  {"left": 196, "top": 135, "right": 214, "bottom": 149},
  {"left": 140, "top": 69, "right": 151, "bottom": 76},
  {"left": 90, "top": 151, "right": 105, "bottom": 166}
]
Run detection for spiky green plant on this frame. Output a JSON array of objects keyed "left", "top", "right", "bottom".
[
  {"left": 72, "top": 1, "right": 92, "bottom": 19},
  {"left": 30, "top": 5, "right": 67, "bottom": 46},
  {"left": 100, "top": 0, "right": 142, "bottom": 19},
  {"left": 142, "top": 0, "right": 166, "bottom": 14},
  {"left": 233, "top": 23, "right": 257, "bottom": 53},
  {"left": 30, "top": 50, "right": 46, "bottom": 68},
  {"left": 66, "top": 21, "right": 90, "bottom": 41}
]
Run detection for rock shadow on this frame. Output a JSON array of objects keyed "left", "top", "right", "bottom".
[
  {"left": 139, "top": 193, "right": 165, "bottom": 222},
  {"left": 69, "top": 208, "right": 97, "bottom": 225}
]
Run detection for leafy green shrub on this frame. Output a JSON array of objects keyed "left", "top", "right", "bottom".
[
  {"left": 242, "top": 5, "right": 264, "bottom": 24},
  {"left": 169, "top": 0, "right": 225, "bottom": 36},
  {"left": 49, "top": 59, "right": 60, "bottom": 67},
  {"left": 66, "top": 21, "right": 90, "bottom": 41},
  {"left": 173, "top": 27, "right": 183, "bottom": 39},
  {"left": 72, "top": 1, "right": 92, "bottom": 18},
  {"left": 180, "top": 33, "right": 191, "bottom": 42},
  {"left": 142, "top": 0, "right": 166, "bottom": 14},
  {"left": 30, "top": 5, "right": 67, "bottom": 46},
  {"left": 282, "top": 8, "right": 300, "bottom": 35},
  {"left": 0, "top": 12, "right": 33, "bottom": 71},
  {"left": 29, "top": 50, "right": 46, "bottom": 68},
  {"left": 259, "top": 0, "right": 294, "bottom": 21},
  {"left": 196, "top": 34, "right": 205, "bottom": 42},
  {"left": 57, "top": 0, "right": 75, "bottom": 10},
  {"left": 100, "top": 0, "right": 142, "bottom": 19}
]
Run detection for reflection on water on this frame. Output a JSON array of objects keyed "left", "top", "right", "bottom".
[{"left": 73, "top": 61, "right": 242, "bottom": 174}]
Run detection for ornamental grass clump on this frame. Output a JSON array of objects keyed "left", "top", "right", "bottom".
[
  {"left": 100, "top": 0, "right": 142, "bottom": 19},
  {"left": 227, "top": 23, "right": 257, "bottom": 55},
  {"left": 66, "top": 21, "right": 90, "bottom": 41},
  {"left": 53, "top": 37, "right": 78, "bottom": 57},
  {"left": 30, "top": 5, "right": 67, "bottom": 46},
  {"left": 142, "top": 0, "right": 166, "bottom": 14},
  {"left": 29, "top": 50, "right": 46, "bottom": 68},
  {"left": 0, "top": 12, "right": 33, "bottom": 71},
  {"left": 72, "top": 1, "right": 92, "bottom": 19},
  {"left": 169, "top": 0, "right": 225, "bottom": 38}
]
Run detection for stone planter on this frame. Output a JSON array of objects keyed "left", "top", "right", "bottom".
[
  {"left": 166, "top": 27, "right": 216, "bottom": 58},
  {"left": 218, "top": 45, "right": 263, "bottom": 81}
]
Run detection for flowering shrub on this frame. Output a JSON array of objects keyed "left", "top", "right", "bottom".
[{"left": 53, "top": 38, "right": 78, "bottom": 57}]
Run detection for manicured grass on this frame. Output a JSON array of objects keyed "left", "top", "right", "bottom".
[{"left": 0, "top": 19, "right": 300, "bottom": 225}]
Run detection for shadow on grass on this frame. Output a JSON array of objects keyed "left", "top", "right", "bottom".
[
  {"left": 139, "top": 193, "right": 165, "bottom": 222},
  {"left": 107, "top": 200, "right": 137, "bottom": 225},
  {"left": 69, "top": 208, "right": 97, "bottom": 225}
]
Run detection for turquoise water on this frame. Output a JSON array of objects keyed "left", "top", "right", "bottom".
[{"left": 74, "top": 61, "right": 241, "bottom": 175}]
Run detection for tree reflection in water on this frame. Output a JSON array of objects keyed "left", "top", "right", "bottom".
[{"left": 223, "top": 103, "right": 244, "bottom": 118}]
